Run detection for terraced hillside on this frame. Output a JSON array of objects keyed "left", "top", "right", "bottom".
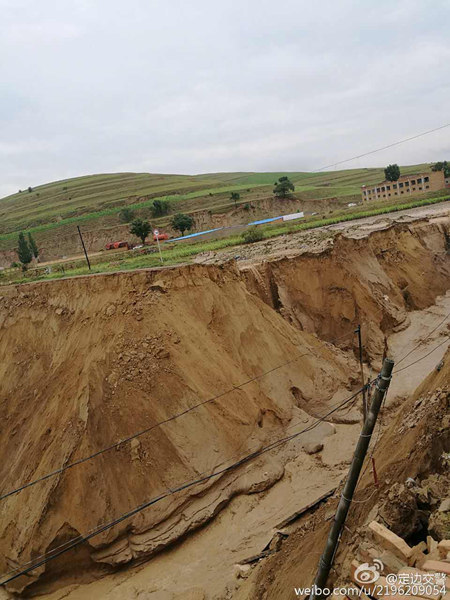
[{"left": 0, "top": 164, "right": 434, "bottom": 263}]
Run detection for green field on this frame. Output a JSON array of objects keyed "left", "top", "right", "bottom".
[
  {"left": 2, "top": 193, "right": 448, "bottom": 286},
  {"left": 0, "top": 164, "right": 432, "bottom": 243}
]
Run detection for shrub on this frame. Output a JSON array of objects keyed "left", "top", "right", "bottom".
[
  {"left": 230, "top": 191, "right": 240, "bottom": 206},
  {"left": 242, "top": 227, "right": 263, "bottom": 244},
  {"left": 150, "top": 199, "right": 170, "bottom": 217},
  {"left": 119, "top": 208, "right": 135, "bottom": 223}
]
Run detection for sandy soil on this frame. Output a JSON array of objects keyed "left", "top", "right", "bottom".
[
  {"left": 387, "top": 290, "right": 450, "bottom": 405},
  {"left": 34, "top": 284, "right": 450, "bottom": 600},
  {"left": 0, "top": 209, "right": 448, "bottom": 600},
  {"left": 35, "top": 421, "right": 361, "bottom": 600}
]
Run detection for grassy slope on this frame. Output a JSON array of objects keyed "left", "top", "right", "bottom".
[
  {"left": 0, "top": 163, "right": 432, "bottom": 247},
  {"left": 3, "top": 193, "right": 448, "bottom": 286}
]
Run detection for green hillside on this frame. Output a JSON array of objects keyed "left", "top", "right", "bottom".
[{"left": 0, "top": 164, "right": 432, "bottom": 247}]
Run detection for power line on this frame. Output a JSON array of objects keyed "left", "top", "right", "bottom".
[
  {"left": 0, "top": 326, "right": 361, "bottom": 502},
  {"left": 5, "top": 403, "right": 345, "bottom": 582},
  {"left": 393, "top": 335, "right": 449, "bottom": 374},
  {"left": 2, "top": 314, "right": 444, "bottom": 504},
  {"left": 314, "top": 123, "right": 450, "bottom": 172},
  {"left": 395, "top": 312, "right": 450, "bottom": 366},
  {"left": 0, "top": 354, "right": 303, "bottom": 501},
  {"left": 0, "top": 385, "right": 366, "bottom": 586},
  {"left": 1, "top": 408, "right": 326, "bottom": 579},
  {"left": 6, "top": 319, "right": 442, "bottom": 581},
  {"left": 4, "top": 328, "right": 442, "bottom": 584}
]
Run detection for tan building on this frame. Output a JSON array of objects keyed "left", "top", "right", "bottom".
[{"left": 361, "top": 170, "right": 450, "bottom": 201}]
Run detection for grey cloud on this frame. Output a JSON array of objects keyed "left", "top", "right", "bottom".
[{"left": 0, "top": 0, "right": 449, "bottom": 196}]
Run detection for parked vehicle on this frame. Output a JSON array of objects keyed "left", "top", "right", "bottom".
[
  {"left": 153, "top": 232, "right": 169, "bottom": 242},
  {"left": 105, "top": 241, "right": 130, "bottom": 250}
]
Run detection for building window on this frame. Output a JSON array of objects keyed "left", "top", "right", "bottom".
[
  {"left": 411, "top": 180, "right": 416, "bottom": 185},
  {"left": 386, "top": 185, "right": 390, "bottom": 190},
  {"left": 418, "top": 187, "right": 422, "bottom": 190},
  {"left": 424, "top": 176, "right": 429, "bottom": 182},
  {"left": 399, "top": 182, "right": 404, "bottom": 188},
  {"left": 401, "top": 191, "right": 404, "bottom": 194},
  {"left": 393, "top": 184, "right": 397, "bottom": 189},
  {"left": 376, "top": 188, "right": 380, "bottom": 193},
  {"left": 426, "top": 185, "right": 429, "bottom": 189}
]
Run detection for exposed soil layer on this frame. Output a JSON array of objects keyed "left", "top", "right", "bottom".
[
  {"left": 239, "top": 349, "right": 450, "bottom": 600},
  {"left": 0, "top": 215, "right": 448, "bottom": 598},
  {"left": 0, "top": 264, "right": 354, "bottom": 595},
  {"left": 242, "top": 219, "right": 450, "bottom": 368}
]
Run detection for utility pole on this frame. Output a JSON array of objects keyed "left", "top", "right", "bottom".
[
  {"left": 310, "top": 357, "right": 394, "bottom": 600},
  {"left": 77, "top": 225, "right": 91, "bottom": 271},
  {"left": 355, "top": 324, "right": 367, "bottom": 421}
]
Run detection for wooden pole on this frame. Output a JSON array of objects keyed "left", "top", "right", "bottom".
[
  {"left": 310, "top": 358, "right": 394, "bottom": 599},
  {"left": 355, "top": 324, "right": 367, "bottom": 420},
  {"left": 77, "top": 225, "right": 91, "bottom": 270}
]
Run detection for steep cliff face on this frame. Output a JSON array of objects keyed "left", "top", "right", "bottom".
[
  {"left": 241, "top": 348, "right": 450, "bottom": 600},
  {"left": 0, "top": 219, "right": 448, "bottom": 596},
  {"left": 242, "top": 221, "right": 450, "bottom": 367},
  {"left": 0, "top": 263, "right": 353, "bottom": 594}
]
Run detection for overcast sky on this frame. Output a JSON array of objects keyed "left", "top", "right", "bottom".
[{"left": 1, "top": 0, "right": 449, "bottom": 197}]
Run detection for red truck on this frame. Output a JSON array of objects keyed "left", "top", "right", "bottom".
[
  {"left": 105, "top": 241, "right": 130, "bottom": 250},
  {"left": 153, "top": 232, "right": 169, "bottom": 242}
]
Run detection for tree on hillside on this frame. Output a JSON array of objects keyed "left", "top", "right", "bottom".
[
  {"left": 151, "top": 199, "right": 170, "bottom": 217},
  {"left": 230, "top": 191, "right": 240, "bottom": 206},
  {"left": 273, "top": 176, "right": 295, "bottom": 199},
  {"left": 171, "top": 213, "right": 194, "bottom": 236},
  {"left": 130, "top": 218, "right": 151, "bottom": 244},
  {"left": 119, "top": 208, "right": 135, "bottom": 223},
  {"left": 431, "top": 161, "right": 450, "bottom": 177},
  {"left": 384, "top": 164, "right": 400, "bottom": 182},
  {"left": 27, "top": 233, "right": 39, "bottom": 259},
  {"left": 17, "top": 232, "right": 32, "bottom": 269},
  {"left": 28, "top": 186, "right": 33, "bottom": 193}
]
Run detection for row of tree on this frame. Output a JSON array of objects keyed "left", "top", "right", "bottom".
[
  {"left": 13, "top": 176, "right": 297, "bottom": 269},
  {"left": 384, "top": 161, "right": 449, "bottom": 182},
  {"left": 129, "top": 213, "right": 194, "bottom": 243},
  {"left": 118, "top": 199, "right": 171, "bottom": 224},
  {"left": 120, "top": 178, "right": 297, "bottom": 227},
  {"left": 431, "top": 161, "right": 450, "bottom": 177}
]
